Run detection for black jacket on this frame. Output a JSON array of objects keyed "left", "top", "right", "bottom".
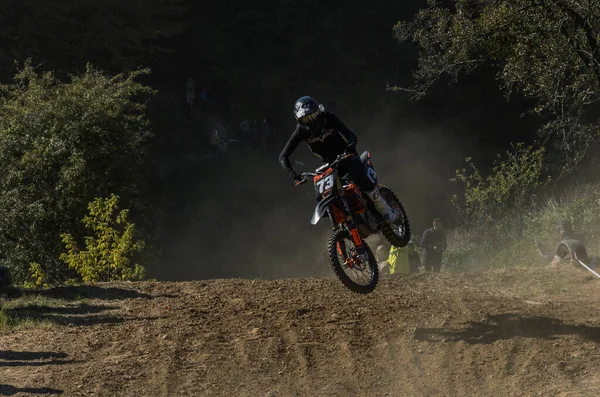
[
  {"left": 279, "top": 111, "right": 358, "bottom": 179},
  {"left": 420, "top": 228, "right": 448, "bottom": 259}
]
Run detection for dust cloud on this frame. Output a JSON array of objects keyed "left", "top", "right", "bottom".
[
  {"left": 151, "top": 109, "right": 474, "bottom": 282},
  {"left": 147, "top": 46, "right": 539, "bottom": 281}
]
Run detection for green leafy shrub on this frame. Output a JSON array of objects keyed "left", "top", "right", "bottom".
[
  {"left": 60, "top": 194, "right": 146, "bottom": 283},
  {"left": 451, "top": 143, "right": 547, "bottom": 223},
  {"left": 446, "top": 143, "right": 549, "bottom": 270},
  {"left": 447, "top": 141, "right": 600, "bottom": 271},
  {"left": 22, "top": 262, "right": 50, "bottom": 289},
  {"left": 0, "top": 61, "right": 153, "bottom": 284}
]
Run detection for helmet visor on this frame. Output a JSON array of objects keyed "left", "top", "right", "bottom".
[{"left": 298, "top": 110, "right": 321, "bottom": 125}]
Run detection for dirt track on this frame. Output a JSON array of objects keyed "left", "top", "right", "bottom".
[{"left": 2, "top": 268, "right": 600, "bottom": 396}]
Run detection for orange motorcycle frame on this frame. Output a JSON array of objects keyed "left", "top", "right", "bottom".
[{"left": 311, "top": 167, "right": 365, "bottom": 249}]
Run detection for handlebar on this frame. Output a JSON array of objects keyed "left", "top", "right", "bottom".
[
  {"left": 294, "top": 171, "right": 316, "bottom": 186},
  {"left": 294, "top": 151, "right": 354, "bottom": 187}
]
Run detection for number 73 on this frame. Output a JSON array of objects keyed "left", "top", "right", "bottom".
[{"left": 315, "top": 174, "right": 334, "bottom": 193}]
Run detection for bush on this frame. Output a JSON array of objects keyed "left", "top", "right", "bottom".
[
  {"left": 446, "top": 143, "right": 549, "bottom": 271},
  {"left": 447, "top": 180, "right": 600, "bottom": 271},
  {"left": 451, "top": 143, "right": 547, "bottom": 223},
  {"left": 22, "top": 262, "right": 50, "bottom": 289},
  {"left": 0, "top": 61, "right": 153, "bottom": 284},
  {"left": 60, "top": 194, "right": 146, "bottom": 283}
]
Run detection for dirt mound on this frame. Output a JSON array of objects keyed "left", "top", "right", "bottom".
[{"left": 2, "top": 268, "right": 600, "bottom": 396}]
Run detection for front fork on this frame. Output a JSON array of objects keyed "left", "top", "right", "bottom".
[{"left": 328, "top": 197, "right": 368, "bottom": 257}]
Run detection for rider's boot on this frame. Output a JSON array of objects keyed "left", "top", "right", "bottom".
[{"left": 364, "top": 186, "right": 397, "bottom": 223}]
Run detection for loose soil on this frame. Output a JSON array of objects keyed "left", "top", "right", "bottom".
[{"left": 2, "top": 267, "right": 600, "bottom": 396}]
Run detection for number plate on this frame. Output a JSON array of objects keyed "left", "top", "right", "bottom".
[{"left": 315, "top": 174, "right": 335, "bottom": 194}]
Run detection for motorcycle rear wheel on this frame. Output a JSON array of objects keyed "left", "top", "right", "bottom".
[
  {"left": 328, "top": 228, "right": 379, "bottom": 294},
  {"left": 378, "top": 184, "right": 411, "bottom": 248}
]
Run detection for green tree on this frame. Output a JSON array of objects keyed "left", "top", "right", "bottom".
[
  {"left": 0, "top": 61, "right": 154, "bottom": 284},
  {"left": 394, "top": 0, "right": 600, "bottom": 169},
  {"left": 60, "top": 194, "right": 146, "bottom": 283}
]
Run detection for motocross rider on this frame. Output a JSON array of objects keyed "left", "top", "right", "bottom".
[{"left": 279, "top": 96, "right": 397, "bottom": 223}]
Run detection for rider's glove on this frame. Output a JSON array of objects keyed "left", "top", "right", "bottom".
[
  {"left": 292, "top": 174, "right": 304, "bottom": 184},
  {"left": 346, "top": 142, "right": 357, "bottom": 153}
]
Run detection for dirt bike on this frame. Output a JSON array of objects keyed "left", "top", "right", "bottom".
[{"left": 296, "top": 151, "right": 411, "bottom": 294}]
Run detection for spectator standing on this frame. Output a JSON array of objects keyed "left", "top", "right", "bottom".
[
  {"left": 239, "top": 119, "right": 251, "bottom": 149},
  {"left": 200, "top": 86, "right": 210, "bottom": 110},
  {"left": 210, "top": 130, "right": 221, "bottom": 157},
  {"left": 388, "top": 244, "right": 410, "bottom": 274},
  {"left": 407, "top": 240, "right": 421, "bottom": 273},
  {"left": 375, "top": 244, "right": 389, "bottom": 275},
  {"left": 185, "top": 77, "right": 196, "bottom": 108},
  {"left": 420, "top": 218, "right": 448, "bottom": 272}
]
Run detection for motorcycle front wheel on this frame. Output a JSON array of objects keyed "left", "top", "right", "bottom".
[{"left": 328, "top": 228, "right": 379, "bottom": 294}]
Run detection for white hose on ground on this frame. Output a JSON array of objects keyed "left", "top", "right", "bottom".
[{"left": 574, "top": 253, "right": 600, "bottom": 280}]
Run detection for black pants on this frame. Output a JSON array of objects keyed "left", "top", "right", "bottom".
[
  {"left": 423, "top": 256, "right": 442, "bottom": 272},
  {"left": 337, "top": 154, "right": 377, "bottom": 192}
]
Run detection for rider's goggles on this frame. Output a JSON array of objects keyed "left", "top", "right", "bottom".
[{"left": 298, "top": 110, "right": 321, "bottom": 125}]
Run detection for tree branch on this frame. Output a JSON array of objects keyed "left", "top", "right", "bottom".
[
  {"left": 556, "top": 1, "right": 600, "bottom": 85},
  {"left": 386, "top": 58, "right": 486, "bottom": 98}
]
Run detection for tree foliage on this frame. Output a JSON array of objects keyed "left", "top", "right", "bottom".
[
  {"left": 0, "top": 62, "right": 153, "bottom": 284},
  {"left": 60, "top": 194, "right": 146, "bottom": 283},
  {"left": 394, "top": 0, "right": 600, "bottom": 169},
  {"left": 451, "top": 143, "right": 548, "bottom": 223}
]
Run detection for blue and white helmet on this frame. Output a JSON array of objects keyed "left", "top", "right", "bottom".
[{"left": 293, "top": 96, "right": 325, "bottom": 126}]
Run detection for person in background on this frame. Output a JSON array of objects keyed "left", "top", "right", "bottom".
[
  {"left": 388, "top": 244, "right": 410, "bottom": 274},
  {"left": 200, "top": 86, "right": 210, "bottom": 110},
  {"left": 210, "top": 130, "right": 221, "bottom": 157},
  {"left": 407, "top": 240, "right": 421, "bottom": 273},
  {"left": 185, "top": 77, "right": 196, "bottom": 108},
  {"left": 238, "top": 119, "right": 251, "bottom": 150},
  {"left": 535, "top": 219, "right": 589, "bottom": 265},
  {"left": 420, "top": 218, "right": 448, "bottom": 272},
  {"left": 558, "top": 219, "right": 585, "bottom": 245},
  {"left": 375, "top": 244, "right": 390, "bottom": 276}
]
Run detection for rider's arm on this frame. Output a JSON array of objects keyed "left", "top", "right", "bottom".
[
  {"left": 328, "top": 112, "right": 358, "bottom": 146},
  {"left": 279, "top": 127, "right": 306, "bottom": 179}
]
